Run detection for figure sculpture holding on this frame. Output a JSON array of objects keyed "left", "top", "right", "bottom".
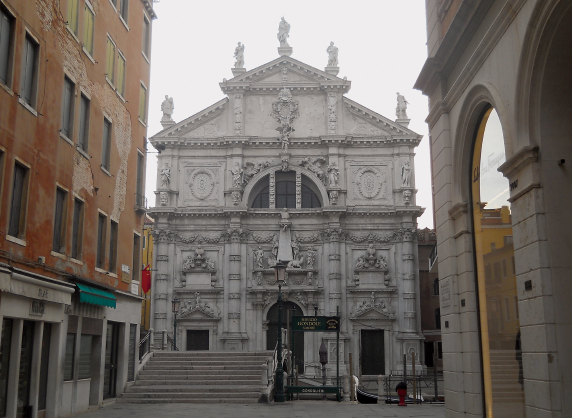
[
  {"left": 401, "top": 161, "right": 412, "bottom": 187},
  {"left": 327, "top": 162, "right": 339, "bottom": 187},
  {"left": 306, "top": 247, "right": 316, "bottom": 270},
  {"left": 277, "top": 17, "right": 291, "bottom": 47},
  {"left": 396, "top": 92, "right": 408, "bottom": 119},
  {"left": 195, "top": 292, "right": 201, "bottom": 308},
  {"left": 367, "top": 244, "right": 376, "bottom": 258},
  {"left": 194, "top": 245, "right": 204, "bottom": 261},
  {"left": 291, "top": 238, "right": 300, "bottom": 260},
  {"left": 161, "top": 95, "right": 174, "bottom": 122},
  {"left": 234, "top": 42, "right": 245, "bottom": 68},
  {"left": 375, "top": 255, "right": 388, "bottom": 270},
  {"left": 272, "top": 236, "right": 279, "bottom": 258},
  {"left": 355, "top": 255, "right": 366, "bottom": 270},
  {"left": 160, "top": 163, "right": 171, "bottom": 189},
  {"left": 230, "top": 161, "right": 243, "bottom": 188},
  {"left": 205, "top": 258, "right": 215, "bottom": 270},
  {"left": 254, "top": 245, "right": 265, "bottom": 269},
  {"left": 326, "top": 42, "right": 339, "bottom": 67}
]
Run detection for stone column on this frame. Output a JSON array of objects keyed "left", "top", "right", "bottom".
[
  {"left": 269, "top": 171, "right": 276, "bottom": 209},
  {"left": 401, "top": 228, "right": 417, "bottom": 332},
  {"left": 295, "top": 171, "right": 302, "bottom": 209},
  {"left": 327, "top": 219, "right": 342, "bottom": 316},
  {"left": 152, "top": 230, "right": 170, "bottom": 335},
  {"left": 223, "top": 226, "right": 247, "bottom": 350}
]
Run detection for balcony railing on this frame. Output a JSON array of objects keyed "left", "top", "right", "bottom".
[{"left": 135, "top": 193, "right": 147, "bottom": 212}]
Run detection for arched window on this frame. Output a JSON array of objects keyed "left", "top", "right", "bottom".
[{"left": 250, "top": 180, "right": 321, "bottom": 209}]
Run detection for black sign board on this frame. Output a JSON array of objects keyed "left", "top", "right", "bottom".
[{"left": 291, "top": 316, "right": 340, "bottom": 332}]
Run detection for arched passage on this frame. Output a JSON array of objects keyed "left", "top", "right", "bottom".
[{"left": 266, "top": 301, "right": 304, "bottom": 373}]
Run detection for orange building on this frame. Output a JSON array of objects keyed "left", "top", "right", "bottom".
[{"left": 0, "top": 0, "right": 155, "bottom": 416}]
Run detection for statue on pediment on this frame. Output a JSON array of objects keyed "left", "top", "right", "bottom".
[
  {"left": 277, "top": 17, "right": 291, "bottom": 47},
  {"left": 234, "top": 42, "right": 245, "bottom": 68},
  {"left": 396, "top": 92, "right": 408, "bottom": 119},
  {"left": 161, "top": 95, "right": 174, "bottom": 122},
  {"left": 327, "top": 42, "right": 338, "bottom": 67}
]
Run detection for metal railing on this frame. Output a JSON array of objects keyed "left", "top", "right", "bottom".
[
  {"left": 381, "top": 374, "right": 444, "bottom": 404},
  {"left": 139, "top": 329, "right": 153, "bottom": 362},
  {"left": 166, "top": 333, "right": 179, "bottom": 351}
]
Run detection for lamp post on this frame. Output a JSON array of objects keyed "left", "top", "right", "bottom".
[
  {"left": 319, "top": 339, "right": 328, "bottom": 400},
  {"left": 171, "top": 297, "right": 180, "bottom": 351},
  {"left": 273, "top": 260, "right": 286, "bottom": 402}
]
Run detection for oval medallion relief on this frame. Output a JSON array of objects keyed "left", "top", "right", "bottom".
[
  {"left": 356, "top": 167, "right": 382, "bottom": 199},
  {"left": 191, "top": 170, "right": 214, "bottom": 200}
]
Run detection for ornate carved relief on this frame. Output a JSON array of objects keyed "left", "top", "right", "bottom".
[
  {"left": 402, "top": 190, "right": 412, "bottom": 205},
  {"left": 271, "top": 88, "right": 299, "bottom": 153},
  {"left": 350, "top": 292, "right": 394, "bottom": 318},
  {"left": 234, "top": 93, "right": 243, "bottom": 136},
  {"left": 329, "top": 190, "right": 339, "bottom": 205},
  {"left": 354, "top": 244, "right": 388, "bottom": 272},
  {"left": 160, "top": 192, "right": 168, "bottom": 206},
  {"left": 300, "top": 157, "right": 326, "bottom": 184},
  {"left": 295, "top": 171, "right": 302, "bottom": 208},
  {"left": 228, "top": 313, "right": 241, "bottom": 319},
  {"left": 269, "top": 171, "right": 276, "bottom": 208},
  {"left": 187, "top": 116, "right": 223, "bottom": 138},
  {"left": 182, "top": 246, "right": 216, "bottom": 271},
  {"left": 186, "top": 168, "right": 218, "bottom": 201},
  {"left": 243, "top": 161, "right": 270, "bottom": 185},
  {"left": 327, "top": 92, "right": 337, "bottom": 135},
  {"left": 231, "top": 191, "right": 242, "bottom": 205},
  {"left": 401, "top": 161, "right": 412, "bottom": 187},
  {"left": 352, "top": 166, "right": 385, "bottom": 199},
  {"left": 327, "top": 162, "right": 339, "bottom": 187},
  {"left": 306, "top": 247, "right": 316, "bottom": 269},
  {"left": 252, "top": 232, "right": 277, "bottom": 243},
  {"left": 293, "top": 232, "right": 321, "bottom": 243}
]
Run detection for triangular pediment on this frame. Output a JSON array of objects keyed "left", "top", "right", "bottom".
[
  {"left": 343, "top": 97, "right": 420, "bottom": 137},
  {"left": 221, "top": 56, "right": 351, "bottom": 92},
  {"left": 178, "top": 306, "right": 221, "bottom": 321},
  {"left": 150, "top": 98, "right": 228, "bottom": 140},
  {"left": 350, "top": 300, "right": 395, "bottom": 320}
]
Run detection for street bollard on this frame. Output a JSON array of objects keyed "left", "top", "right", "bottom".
[{"left": 342, "top": 374, "right": 350, "bottom": 401}]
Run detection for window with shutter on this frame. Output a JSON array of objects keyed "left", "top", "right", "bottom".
[
  {"left": 119, "top": 0, "right": 129, "bottom": 23},
  {"left": 71, "top": 198, "right": 84, "bottom": 260},
  {"left": 8, "top": 162, "right": 29, "bottom": 238},
  {"left": 67, "top": 0, "right": 79, "bottom": 36},
  {"left": 0, "top": 7, "right": 13, "bottom": 86},
  {"left": 96, "top": 213, "right": 107, "bottom": 269},
  {"left": 61, "top": 76, "right": 75, "bottom": 139},
  {"left": 138, "top": 84, "right": 147, "bottom": 122},
  {"left": 117, "top": 52, "right": 125, "bottom": 97},
  {"left": 102, "top": 118, "right": 111, "bottom": 170},
  {"left": 106, "top": 36, "right": 115, "bottom": 84},
  {"left": 21, "top": 35, "right": 38, "bottom": 107},
  {"left": 78, "top": 94, "right": 90, "bottom": 151},
  {"left": 108, "top": 221, "right": 118, "bottom": 272},
  {"left": 52, "top": 187, "right": 68, "bottom": 253},
  {"left": 83, "top": 3, "right": 94, "bottom": 56},
  {"left": 142, "top": 16, "right": 150, "bottom": 57}
]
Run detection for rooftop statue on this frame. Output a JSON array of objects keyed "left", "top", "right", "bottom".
[
  {"left": 396, "top": 92, "right": 408, "bottom": 119},
  {"left": 161, "top": 95, "right": 174, "bottom": 122},
  {"left": 327, "top": 42, "right": 338, "bottom": 67},
  {"left": 277, "top": 17, "right": 291, "bottom": 47},
  {"left": 234, "top": 42, "right": 244, "bottom": 68}
]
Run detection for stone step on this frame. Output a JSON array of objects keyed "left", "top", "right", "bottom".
[
  {"left": 122, "top": 391, "right": 260, "bottom": 399},
  {"left": 137, "top": 374, "right": 259, "bottom": 381},
  {"left": 134, "top": 379, "right": 257, "bottom": 386},
  {"left": 126, "top": 385, "right": 260, "bottom": 393},
  {"left": 153, "top": 351, "right": 272, "bottom": 358},
  {"left": 140, "top": 369, "right": 260, "bottom": 376},
  {"left": 117, "top": 397, "right": 259, "bottom": 404},
  {"left": 148, "top": 359, "right": 266, "bottom": 365}
]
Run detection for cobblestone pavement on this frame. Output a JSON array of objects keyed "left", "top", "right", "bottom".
[{"left": 78, "top": 401, "right": 445, "bottom": 418}]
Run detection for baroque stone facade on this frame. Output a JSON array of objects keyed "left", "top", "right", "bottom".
[{"left": 150, "top": 52, "right": 424, "bottom": 375}]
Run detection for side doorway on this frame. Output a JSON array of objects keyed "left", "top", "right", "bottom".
[
  {"left": 266, "top": 301, "right": 304, "bottom": 374},
  {"left": 103, "top": 322, "right": 119, "bottom": 399},
  {"left": 360, "top": 329, "right": 384, "bottom": 376}
]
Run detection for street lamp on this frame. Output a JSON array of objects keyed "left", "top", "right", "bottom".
[
  {"left": 273, "top": 260, "right": 287, "bottom": 402},
  {"left": 171, "top": 297, "right": 180, "bottom": 351}
]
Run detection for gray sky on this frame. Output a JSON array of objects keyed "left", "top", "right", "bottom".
[{"left": 145, "top": 0, "right": 433, "bottom": 228}]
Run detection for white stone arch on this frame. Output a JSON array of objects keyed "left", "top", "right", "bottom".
[
  {"left": 451, "top": 83, "right": 510, "bottom": 208},
  {"left": 242, "top": 164, "right": 330, "bottom": 207}
]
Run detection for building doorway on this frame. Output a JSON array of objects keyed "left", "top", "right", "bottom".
[
  {"left": 266, "top": 301, "right": 304, "bottom": 374},
  {"left": 187, "top": 330, "right": 209, "bottom": 350},
  {"left": 16, "top": 321, "right": 35, "bottom": 418},
  {"left": 360, "top": 329, "right": 384, "bottom": 375},
  {"left": 103, "top": 322, "right": 119, "bottom": 399}
]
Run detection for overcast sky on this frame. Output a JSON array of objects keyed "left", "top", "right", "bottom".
[{"left": 145, "top": 0, "right": 434, "bottom": 229}]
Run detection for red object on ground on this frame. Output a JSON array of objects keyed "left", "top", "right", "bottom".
[
  {"left": 142, "top": 265, "right": 151, "bottom": 293},
  {"left": 397, "top": 388, "right": 407, "bottom": 406}
]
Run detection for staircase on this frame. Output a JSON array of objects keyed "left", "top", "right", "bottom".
[
  {"left": 120, "top": 351, "right": 273, "bottom": 403},
  {"left": 490, "top": 350, "right": 525, "bottom": 403}
]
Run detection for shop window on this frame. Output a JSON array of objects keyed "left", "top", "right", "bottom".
[
  {"left": 64, "top": 333, "right": 75, "bottom": 381},
  {"left": 78, "top": 335, "right": 92, "bottom": 379}
]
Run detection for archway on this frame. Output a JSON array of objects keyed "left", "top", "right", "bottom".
[
  {"left": 471, "top": 108, "right": 524, "bottom": 418},
  {"left": 266, "top": 301, "right": 304, "bottom": 373}
]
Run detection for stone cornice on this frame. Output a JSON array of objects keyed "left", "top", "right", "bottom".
[
  {"left": 498, "top": 145, "right": 539, "bottom": 178},
  {"left": 448, "top": 201, "right": 468, "bottom": 220},
  {"left": 140, "top": 0, "right": 157, "bottom": 19}
]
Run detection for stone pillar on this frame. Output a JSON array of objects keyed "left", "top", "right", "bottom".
[
  {"left": 152, "top": 230, "right": 170, "bottom": 334},
  {"left": 401, "top": 228, "right": 417, "bottom": 332},
  {"left": 295, "top": 171, "right": 301, "bottom": 209},
  {"left": 327, "top": 220, "right": 342, "bottom": 316},
  {"left": 269, "top": 171, "right": 276, "bottom": 209}
]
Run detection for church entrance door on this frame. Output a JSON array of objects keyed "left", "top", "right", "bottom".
[{"left": 266, "top": 301, "right": 304, "bottom": 374}]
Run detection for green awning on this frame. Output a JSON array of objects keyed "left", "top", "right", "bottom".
[{"left": 76, "top": 283, "right": 116, "bottom": 308}]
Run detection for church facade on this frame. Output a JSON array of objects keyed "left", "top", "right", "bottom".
[{"left": 149, "top": 45, "right": 425, "bottom": 377}]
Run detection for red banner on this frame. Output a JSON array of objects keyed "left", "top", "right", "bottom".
[{"left": 142, "top": 265, "right": 151, "bottom": 294}]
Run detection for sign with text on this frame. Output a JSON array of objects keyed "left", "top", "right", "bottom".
[{"left": 292, "top": 316, "right": 340, "bottom": 332}]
